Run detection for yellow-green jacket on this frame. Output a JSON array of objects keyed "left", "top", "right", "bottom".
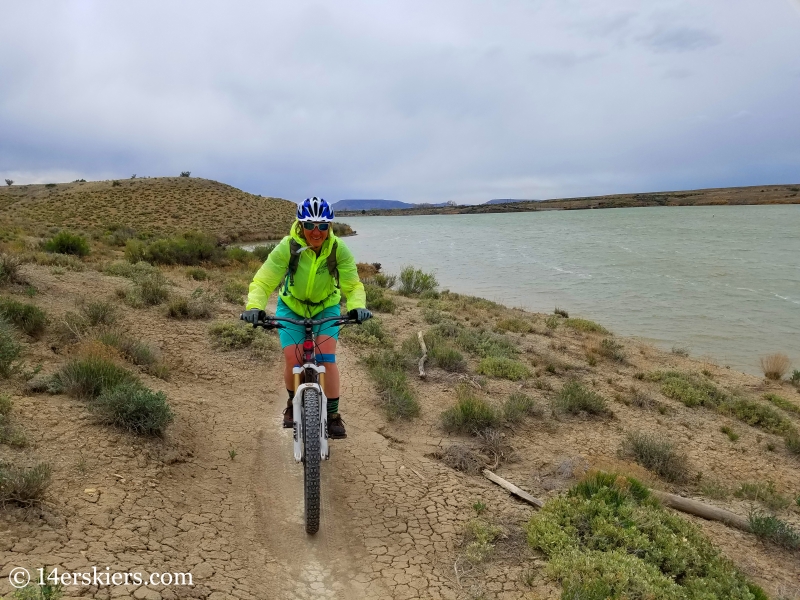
[{"left": 245, "top": 222, "right": 366, "bottom": 316}]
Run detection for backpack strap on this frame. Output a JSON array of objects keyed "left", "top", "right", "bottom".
[
  {"left": 282, "top": 239, "right": 305, "bottom": 295},
  {"left": 326, "top": 240, "right": 340, "bottom": 288}
]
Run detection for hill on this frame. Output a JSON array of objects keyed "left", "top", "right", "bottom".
[
  {"left": 332, "top": 199, "right": 414, "bottom": 211},
  {"left": 485, "top": 198, "right": 540, "bottom": 204},
  {"left": 337, "top": 183, "right": 800, "bottom": 216},
  {"left": 0, "top": 177, "right": 297, "bottom": 242}
]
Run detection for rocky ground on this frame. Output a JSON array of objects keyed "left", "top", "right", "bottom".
[{"left": 0, "top": 260, "right": 799, "bottom": 599}]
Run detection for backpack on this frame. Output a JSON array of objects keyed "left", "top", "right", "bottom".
[{"left": 282, "top": 238, "right": 339, "bottom": 297}]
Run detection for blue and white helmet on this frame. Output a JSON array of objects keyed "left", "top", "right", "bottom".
[{"left": 296, "top": 197, "right": 335, "bottom": 222}]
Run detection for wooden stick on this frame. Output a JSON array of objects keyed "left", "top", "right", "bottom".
[
  {"left": 417, "top": 331, "right": 428, "bottom": 378},
  {"left": 651, "top": 490, "right": 750, "bottom": 532},
  {"left": 482, "top": 469, "right": 544, "bottom": 508}
]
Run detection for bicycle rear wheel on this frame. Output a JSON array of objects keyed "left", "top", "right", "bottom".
[{"left": 302, "top": 387, "right": 321, "bottom": 534}]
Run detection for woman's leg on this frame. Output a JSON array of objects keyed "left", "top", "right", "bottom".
[{"left": 316, "top": 335, "right": 339, "bottom": 398}]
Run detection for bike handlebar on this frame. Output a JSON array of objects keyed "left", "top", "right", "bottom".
[{"left": 240, "top": 312, "right": 358, "bottom": 329}]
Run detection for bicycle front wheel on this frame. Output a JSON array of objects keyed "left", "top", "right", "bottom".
[{"left": 302, "top": 387, "right": 321, "bottom": 534}]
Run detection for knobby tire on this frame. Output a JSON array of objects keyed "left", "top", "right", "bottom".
[{"left": 303, "top": 388, "right": 321, "bottom": 534}]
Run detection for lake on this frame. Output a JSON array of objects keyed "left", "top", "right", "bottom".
[{"left": 337, "top": 206, "right": 800, "bottom": 376}]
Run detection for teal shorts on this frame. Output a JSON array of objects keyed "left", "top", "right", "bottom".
[{"left": 276, "top": 297, "right": 342, "bottom": 349}]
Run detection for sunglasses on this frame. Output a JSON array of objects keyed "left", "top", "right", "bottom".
[{"left": 302, "top": 222, "right": 330, "bottom": 232}]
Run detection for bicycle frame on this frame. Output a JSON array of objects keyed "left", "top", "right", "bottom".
[{"left": 250, "top": 313, "right": 353, "bottom": 463}]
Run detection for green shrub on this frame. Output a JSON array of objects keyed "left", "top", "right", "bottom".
[
  {"left": 554, "top": 307, "right": 569, "bottom": 318},
  {"left": 123, "top": 273, "right": 170, "bottom": 307},
  {"left": 503, "top": 392, "right": 541, "bottom": 422},
  {"left": 721, "top": 397, "right": 793, "bottom": 435},
  {"left": 553, "top": 380, "right": 609, "bottom": 416},
  {"left": 495, "top": 317, "right": 533, "bottom": 334},
  {"left": 0, "top": 297, "right": 47, "bottom": 337},
  {"left": 0, "top": 393, "right": 10, "bottom": 416},
  {"left": 441, "top": 384, "right": 498, "bottom": 433},
  {"left": 341, "top": 317, "right": 388, "bottom": 346},
  {"left": 251, "top": 243, "right": 276, "bottom": 262},
  {"left": 364, "top": 285, "right": 397, "bottom": 313},
  {"left": 671, "top": 346, "right": 690, "bottom": 357},
  {"left": 398, "top": 266, "right": 438, "bottom": 296},
  {"left": 96, "top": 331, "right": 167, "bottom": 377},
  {"left": 126, "top": 231, "right": 220, "bottom": 265},
  {"left": 544, "top": 315, "right": 559, "bottom": 330},
  {"left": 0, "top": 319, "right": 22, "bottom": 378},
  {"left": 372, "top": 272, "right": 396, "bottom": 289},
  {"left": 0, "top": 253, "right": 23, "bottom": 285},
  {"left": 563, "top": 318, "right": 608, "bottom": 334},
  {"left": 786, "top": 432, "right": 800, "bottom": 455},
  {"left": 364, "top": 349, "right": 420, "bottom": 420},
  {"left": 0, "top": 395, "right": 27, "bottom": 448},
  {"left": 763, "top": 392, "right": 800, "bottom": 415},
  {"left": 599, "top": 338, "right": 625, "bottom": 362},
  {"left": 477, "top": 356, "right": 531, "bottom": 381},
  {"left": 0, "top": 462, "right": 52, "bottom": 506},
  {"left": 720, "top": 425, "right": 739, "bottom": 442},
  {"left": 93, "top": 382, "right": 173, "bottom": 435},
  {"left": 79, "top": 299, "right": 117, "bottom": 326},
  {"left": 429, "top": 344, "right": 467, "bottom": 372},
  {"left": 451, "top": 326, "right": 517, "bottom": 359},
  {"left": 748, "top": 512, "right": 800, "bottom": 550},
  {"left": 104, "top": 260, "right": 160, "bottom": 280},
  {"left": 53, "top": 356, "right": 139, "bottom": 399},
  {"left": 464, "top": 518, "right": 504, "bottom": 563},
  {"left": 209, "top": 320, "right": 258, "bottom": 350},
  {"left": 734, "top": 481, "right": 789, "bottom": 511},
  {"left": 222, "top": 280, "right": 248, "bottom": 304},
  {"left": 790, "top": 369, "right": 800, "bottom": 386},
  {"left": 527, "top": 472, "right": 761, "bottom": 600},
  {"left": 166, "top": 289, "right": 215, "bottom": 319},
  {"left": 185, "top": 267, "right": 210, "bottom": 281},
  {"left": 620, "top": 431, "right": 690, "bottom": 483},
  {"left": 42, "top": 231, "right": 90, "bottom": 256},
  {"left": 422, "top": 307, "right": 443, "bottom": 324},
  {"left": 225, "top": 246, "right": 252, "bottom": 264},
  {"left": 648, "top": 371, "right": 727, "bottom": 408}
]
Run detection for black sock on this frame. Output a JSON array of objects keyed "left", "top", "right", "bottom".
[
  {"left": 287, "top": 389, "right": 294, "bottom": 401},
  {"left": 327, "top": 397, "right": 339, "bottom": 415}
]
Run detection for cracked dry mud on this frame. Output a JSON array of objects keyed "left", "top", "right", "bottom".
[{"left": 1, "top": 264, "right": 800, "bottom": 600}]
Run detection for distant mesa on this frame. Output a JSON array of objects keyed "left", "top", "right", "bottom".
[
  {"left": 332, "top": 199, "right": 414, "bottom": 211},
  {"left": 484, "top": 198, "right": 541, "bottom": 205}
]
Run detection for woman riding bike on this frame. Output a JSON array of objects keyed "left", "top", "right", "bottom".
[{"left": 241, "top": 197, "right": 371, "bottom": 439}]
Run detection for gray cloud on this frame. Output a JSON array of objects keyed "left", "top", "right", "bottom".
[{"left": 1, "top": 0, "right": 799, "bottom": 203}]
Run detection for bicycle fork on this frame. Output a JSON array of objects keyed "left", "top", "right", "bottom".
[{"left": 291, "top": 364, "right": 330, "bottom": 463}]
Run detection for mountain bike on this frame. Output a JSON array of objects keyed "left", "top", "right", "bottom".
[{"left": 241, "top": 311, "right": 360, "bottom": 534}]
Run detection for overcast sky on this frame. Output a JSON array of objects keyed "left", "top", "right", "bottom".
[{"left": 2, "top": 1, "right": 799, "bottom": 203}]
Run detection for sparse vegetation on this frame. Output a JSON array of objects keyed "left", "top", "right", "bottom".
[
  {"left": 502, "top": 392, "right": 542, "bottom": 422},
  {"left": 0, "top": 297, "right": 47, "bottom": 337},
  {"left": 553, "top": 380, "right": 610, "bottom": 416},
  {"left": 364, "top": 285, "right": 397, "bottom": 313},
  {"left": 371, "top": 272, "right": 396, "bottom": 289},
  {"left": 0, "top": 319, "right": 23, "bottom": 378},
  {"left": 251, "top": 244, "right": 276, "bottom": 262},
  {"left": 222, "top": 280, "right": 248, "bottom": 304},
  {"left": 620, "top": 431, "right": 690, "bottom": 483},
  {"left": 398, "top": 266, "right": 438, "bottom": 296},
  {"left": 527, "top": 472, "right": 764, "bottom": 600},
  {"left": 720, "top": 397, "right": 793, "bottom": 436},
  {"left": 340, "top": 317, "right": 388, "bottom": 346},
  {"left": 495, "top": 317, "right": 533, "bottom": 334},
  {"left": 121, "top": 273, "right": 170, "bottom": 307},
  {"left": 463, "top": 518, "right": 504, "bottom": 563},
  {"left": 671, "top": 345, "right": 690, "bottom": 357},
  {"left": 42, "top": 231, "right": 90, "bottom": 256},
  {"left": 79, "top": 299, "right": 117, "bottom": 327},
  {"left": 763, "top": 392, "right": 800, "bottom": 415},
  {"left": 0, "top": 254, "right": 23, "bottom": 285},
  {"left": 364, "top": 349, "right": 419, "bottom": 420},
  {"left": 554, "top": 307, "right": 568, "bottom": 318},
  {"left": 209, "top": 320, "right": 259, "bottom": 350},
  {"left": 720, "top": 425, "right": 739, "bottom": 442},
  {"left": 0, "top": 394, "right": 26, "bottom": 447},
  {"left": 598, "top": 337, "right": 625, "bottom": 362},
  {"left": 437, "top": 444, "right": 485, "bottom": 475},
  {"left": 93, "top": 382, "right": 173, "bottom": 435},
  {"left": 53, "top": 356, "right": 139, "bottom": 399},
  {"left": 748, "top": 512, "right": 800, "bottom": 550},
  {"left": 441, "top": 384, "right": 498, "bottom": 433},
  {"left": 477, "top": 356, "right": 531, "bottom": 380},
  {"left": 563, "top": 318, "right": 609, "bottom": 334},
  {"left": 185, "top": 266, "right": 210, "bottom": 281},
  {"left": 0, "top": 462, "right": 52, "bottom": 506},
  {"left": 790, "top": 369, "right": 800, "bottom": 387},
  {"left": 126, "top": 231, "right": 220, "bottom": 266},
  {"left": 647, "top": 370, "right": 727, "bottom": 408},
  {"left": 166, "top": 289, "right": 215, "bottom": 319},
  {"left": 734, "top": 481, "right": 789, "bottom": 511},
  {"left": 96, "top": 331, "right": 168, "bottom": 378},
  {"left": 760, "top": 353, "right": 790, "bottom": 380}
]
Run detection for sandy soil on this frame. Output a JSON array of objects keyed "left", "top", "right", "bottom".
[{"left": 1, "top": 263, "right": 799, "bottom": 599}]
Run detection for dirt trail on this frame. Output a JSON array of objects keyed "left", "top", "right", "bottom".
[
  {"left": 0, "top": 266, "right": 529, "bottom": 600},
  {"left": 2, "top": 264, "right": 800, "bottom": 599}
]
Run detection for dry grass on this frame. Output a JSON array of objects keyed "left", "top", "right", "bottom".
[
  {"left": 0, "top": 177, "right": 296, "bottom": 241},
  {"left": 760, "top": 353, "right": 791, "bottom": 380}
]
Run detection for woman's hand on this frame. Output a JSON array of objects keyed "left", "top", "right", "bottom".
[{"left": 348, "top": 308, "right": 372, "bottom": 323}]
